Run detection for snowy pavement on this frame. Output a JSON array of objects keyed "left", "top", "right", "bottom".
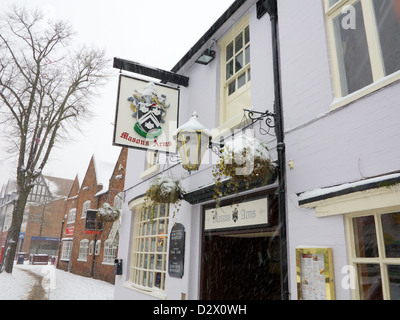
[{"left": 0, "top": 261, "right": 114, "bottom": 300}]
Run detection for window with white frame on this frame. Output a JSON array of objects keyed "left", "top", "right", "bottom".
[
  {"left": 61, "top": 240, "right": 73, "bottom": 261},
  {"left": 67, "top": 208, "right": 76, "bottom": 224},
  {"left": 219, "top": 15, "right": 251, "bottom": 127},
  {"left": 103, "top": 239, "right": 117, "bottom": 264},
  {"left": 345, "top": 211, "right": 400, "bottom": 300},
  {"left": 95, "top": 240, "right": 101, "bottom": 255},
  {"left": 78, "top": 239, "right": 89, "bottom": 261},
  {"left": 81, "top": 200, "right": 91, "bottom": 219},
  {"left": 89, "top": 240, "right": 94, "bottom": 256},
  {"left": 130, "top": 203, "right": 169, "bottom": 291},
  {"left": 325, "top": 0, "right": 400, "bottom": 98}
]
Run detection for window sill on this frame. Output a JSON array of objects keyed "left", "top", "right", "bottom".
[
  {"left": 122, "top": 280, "right": 166, "bottom": 300},
  {"left": 330, "top": 71, "right": 400, "bottom": 111},
  {"left": 140, "top": 164, "right": 160, "bottom": 180}
]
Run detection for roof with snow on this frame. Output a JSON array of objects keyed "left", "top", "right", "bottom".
[
  {"left": 43, "top": 176, "right": 74, "bottom": 199},
  {"left": 92, "top": 154, "right": 119, "bottom": 197}
]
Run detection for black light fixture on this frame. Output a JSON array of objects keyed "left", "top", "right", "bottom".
[{"left": 195, "top": 49, "right": 216, "bottom": 65}]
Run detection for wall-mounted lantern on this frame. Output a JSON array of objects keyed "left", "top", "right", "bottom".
[{"left": 173, "top": 112, "right": 211, "bottom": 172}]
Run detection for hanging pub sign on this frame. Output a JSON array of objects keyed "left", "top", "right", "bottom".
[
  {"left": 85, "top": 209, "right": 102, "bottom": 234},
  {"left": 113, "top": 75, "right": 179, "bottom": 153},
  {"left": 168, "top": 223, "right": 185, "bottom": 278}
]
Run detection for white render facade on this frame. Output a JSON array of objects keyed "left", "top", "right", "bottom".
[{"left": 114, "top": 0, "right": 400, "bottom": 300}]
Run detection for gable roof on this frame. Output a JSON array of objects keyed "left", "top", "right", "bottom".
[{"left": 43, "top": 176, "right": 74, "bottom": 199}]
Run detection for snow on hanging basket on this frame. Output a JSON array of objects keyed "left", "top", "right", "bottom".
[
  {"left": 213, "top": 132, "right": 275, "bottom": 202},
  {"left": 146, "top": 176, "right": 184, "bottom": 204},
  {"left": 97, "top": 203, "right": 121, "bottom": 223}
]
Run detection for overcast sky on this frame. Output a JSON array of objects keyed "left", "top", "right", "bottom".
[{"left": 0, "top": 0, "right": 235, "bottom": 185}]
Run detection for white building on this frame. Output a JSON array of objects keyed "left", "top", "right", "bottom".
[{"left": 114, "top": 0, "right": 400, "bottom": 300}]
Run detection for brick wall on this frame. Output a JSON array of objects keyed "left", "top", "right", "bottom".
[
  {"left": 57, "top": 148, "right": 127, "bottom": 284},
  {"left": 21, "top": 198, "right": 66, "bottom": 255}
]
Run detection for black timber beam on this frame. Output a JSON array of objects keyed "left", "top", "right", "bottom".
[{"left": 113, "top": 57, "right": 189, "bottom": 87}]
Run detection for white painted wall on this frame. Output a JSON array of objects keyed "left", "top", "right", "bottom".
[
  {"left": 115, "top": 0, "right": 400, "bottom": 300},
  {"left": 279, "top": 0, "right": 400, "bottom": 299}
]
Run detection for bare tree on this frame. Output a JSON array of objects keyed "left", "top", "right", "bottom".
[{"left": 0, "top": 6, "right": 110, "bottom": 273}]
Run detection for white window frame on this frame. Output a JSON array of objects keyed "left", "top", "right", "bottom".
[
  {"left": 95, "top": 240, "right": 101, "bottom": 256},
  {"left": 89, "top": 240, "right": 94, "bottom": 256},
  {"left": 218, "top": 14, "right": 251, "bottom": 130},
  {"left": 126, "top": 200, "right": 169, "bottom": 297},
  {"left": 345, "top": 210, "right": 400, "bottom": 300},
  {"left": 67, "top": 208, "right": 76, "bottom": 224},
  {"left": 325, "top": 0, "right": 400, "bottom": 110},
  {"left": 78, "top": 239, "right": 89, "bottom": 262},
  {"left": 81, "top": 200, "right": 91, "bottom": 219},
  {"left": 140, "top": 150, "right": 160, "bottom": 179},
  {"left": 61, "top": 240, "right": 73, "bottom": 261},
  {"left": 103, "top": 239, "right": 117, "bottom": 265}
]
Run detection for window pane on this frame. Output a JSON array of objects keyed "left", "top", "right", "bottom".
[
  {"left": 245, "top": 45, "right": 250, "bottom": 65},
  {"left": 244, "top": 26, "right": 250, "bottom": 44},
  {"left": 238, "top": 73, "right": 246, "bottom": 89},
  {"left": 333, "top": 1, "right": 373, "bottom": 95},
  {"left": 353, "top": 216, "right": 378, "bottom": 258},
  {"left": 155, "top": 272, "right": 162, "bottom": 288},
  {"left": 357, "top": 264, "right": 383, "bottom": 300},
  {"left": 328, "top": 0, "right": 340, "bottom": 7},
  {"left": 156, "top": 254, "right": 163, "bottom": 270},
  {"left": 235, "top": 51, "right": 243, "bottom": 73},
  {"left": 226, "top": 41, "right": 233, "bottom": 61},
  {"left": 228, "top": 81, "right": 235, "bottom": 95},
  {"left": 382, "top": 212, "right": 400, "bottom": 258},
  {"left": 235, "top": 32, "right": 243, "bottom": 53},
  {"left": 372, "top": 0, "right": 400, "bottom": 76},
  {"left": 226, "top": 61, "right": 234, "bottom": 80},
  {"left": 388, "top": 265, "right": 400, "bottom": 300}
]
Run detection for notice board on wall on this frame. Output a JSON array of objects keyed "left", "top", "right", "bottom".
[{"left": 296, "top": 248, "right": 335, "bottom": 300}]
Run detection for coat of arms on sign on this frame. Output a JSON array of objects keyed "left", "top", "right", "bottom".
[{"left": 127, "top": 82, "right": 170, "bottom": 138}]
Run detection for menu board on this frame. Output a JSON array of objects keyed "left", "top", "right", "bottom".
[
  {"left": 168, "top": 223, "right": 185, "bottom": 278},
  {"left": 296, "top": 248, "right": 335, "bottom": 300}
]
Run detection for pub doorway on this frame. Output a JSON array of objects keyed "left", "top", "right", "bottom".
[
  {"left": 201, "top": 231, "right": 281, "bottom": 300},
  {"left": 200, "top": 193, "right": 282, "bottom": 300}
]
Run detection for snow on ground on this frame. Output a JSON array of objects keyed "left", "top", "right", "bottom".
[{"left": 0, "top": 261, "right": 114, "bottom": 300}]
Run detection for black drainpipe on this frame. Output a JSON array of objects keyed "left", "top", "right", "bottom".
[{"left": 261, "top": 0, "right": 290, "bottom": 300}]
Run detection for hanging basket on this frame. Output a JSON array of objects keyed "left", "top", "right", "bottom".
[
  {"left": 146, "top": 176, "right": 184, "bottom": 204},
  {"left": 219, "top": 133, "right": 274, "bottom": 182},
  {"left": 213, "top": 133, "right": 275, "bottom": 205},
  {"left": 97, "top": 203, "right": 121, "bottom": 223}
]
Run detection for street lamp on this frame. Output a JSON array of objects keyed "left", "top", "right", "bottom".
[{"left": 173, "top": 112, "right": 211, "bottom": 172}]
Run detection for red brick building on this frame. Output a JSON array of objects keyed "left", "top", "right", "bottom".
[
  {"left": 58, "top": 148, "right": 127, "bottom": 284},
  {"left": 20, "top": 176, "right": 74, "bottom": 257},
  {"left": 0, "top": 175, "right": 74, "bottom": 260}
]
